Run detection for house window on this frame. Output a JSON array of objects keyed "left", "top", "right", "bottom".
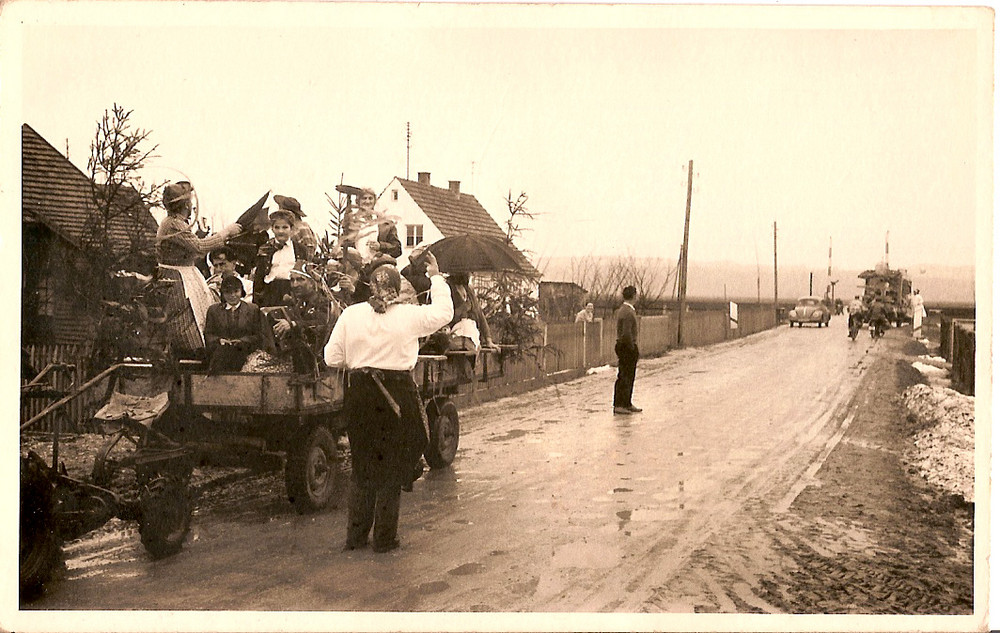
[
  {"left": 406, "top": 224, "right": 423, "bottom": 247},
  {"left": 392, "top": 189, "right": 399, "bottom": 201}
]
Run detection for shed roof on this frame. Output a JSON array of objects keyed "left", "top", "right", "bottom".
[
  {"left": 21, "top": 123, "right": 158, "bottom": 251},
  {"left": 396, "top": 177, "right": 538, "bottom": 277}
]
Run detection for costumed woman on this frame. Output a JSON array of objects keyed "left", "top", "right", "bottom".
[{"left": 155, "top": 180, "right": 245, "bottom": 357}]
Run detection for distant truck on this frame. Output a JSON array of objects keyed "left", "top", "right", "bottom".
[{"left": 858, "top": 263, "right": 912, "bottom": 327}]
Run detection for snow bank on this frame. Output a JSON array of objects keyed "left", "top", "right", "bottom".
[{"left": 901, "top": 384, "right": 975, "bottom": 503}]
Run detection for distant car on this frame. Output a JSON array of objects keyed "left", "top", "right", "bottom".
[{"left": 789, "top": 296, "right": 831, "bottom": 327}]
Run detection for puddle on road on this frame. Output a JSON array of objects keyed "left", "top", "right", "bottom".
[
  {"left": 415, "top": 580, "right": 450, "bottom": 594},
  {"left": 448, "top": 562, "right": 486, "bottom": 576},
  {"left": 486, "top": 429, "right": 530, "bottom": 442}
]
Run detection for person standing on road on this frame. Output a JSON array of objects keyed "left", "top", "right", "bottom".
[
  {"left": 911, "top": 289, "right": 926, "bottom": 339},
  {"left": 324, "top": 254, "right": 453, "bottom": 553},
  {"left": 613, "top": 286, "right": 641, "bottom": 415}
]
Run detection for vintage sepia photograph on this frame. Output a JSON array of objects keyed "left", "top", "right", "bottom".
[{"left": 4, "top": 1, "right": 992, "bottom": 631}]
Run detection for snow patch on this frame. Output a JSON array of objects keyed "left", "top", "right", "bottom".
[
  {"left": 587, "top": 365, "right": 613, "bottom": 375},
  {"left": 901, "top": 384, "right": 975, "bottom": 503},
  {"left": 912, "top": 361, "right": 948, "bottom": 377}
]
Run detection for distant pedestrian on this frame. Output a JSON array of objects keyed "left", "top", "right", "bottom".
[
  {"left": 575, "top": 302, "right": 595, "bottom": 324},
  {"left": 324, "top": 254, "right": 453, "bottom": 553},
  {"left": 613, "top": 286, "right": 641, "bottom": 415},
  {"left": 911, "top": 289, "right": 926, "bottom": 339}
]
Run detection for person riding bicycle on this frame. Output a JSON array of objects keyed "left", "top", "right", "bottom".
[
  {"left": 847, "top": 295, "right": 865, "bottom": 334},
  {"left": 867, "top": 299, "right": 889, "bottom": 337}
]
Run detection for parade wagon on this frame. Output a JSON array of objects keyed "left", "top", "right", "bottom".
[{"left": 20, "top": 350, "right": 489, "bottom": 596}]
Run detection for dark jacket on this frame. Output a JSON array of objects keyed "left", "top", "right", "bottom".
[
  {"left": 615, "top": 303, "right": 639, "bottom": 348},
  {"left": 204, "top": 300, "right": 264, "bottom": 372},
  {"left": 253, "top": 238, "right": 312, "bottom": 303},
  {"left": 285, "top": 290, "right": 334, "bottom": 357}
]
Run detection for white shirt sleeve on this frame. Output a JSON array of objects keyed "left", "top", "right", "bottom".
[
  {"left": 324, "top": 312, "right": 347, "bottom": 368},
  {"left": 418, "top": 275, "right": 455, "bottom": 336}
]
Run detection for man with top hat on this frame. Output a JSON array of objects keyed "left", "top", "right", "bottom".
[
  {"left": 324, "top": 253, "right": 452, "bottom": 553},
  {"left": 156, "top": 180, "right": 247, "bottom": 355},
  {"left": 271, "top": 260, "right": 335, "bottom": 377}
]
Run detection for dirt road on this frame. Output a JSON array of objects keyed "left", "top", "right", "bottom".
[{"left": 24, "top": 315, "right": 974, "bottom": 616}]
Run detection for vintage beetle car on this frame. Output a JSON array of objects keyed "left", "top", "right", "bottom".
[{"left": 788, "top": 296, "right": 831, "bottom": 327}]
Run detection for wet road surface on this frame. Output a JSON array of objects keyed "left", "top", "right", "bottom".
[{"left": 29, "top": 316, "right": 880, "bottom": 612}]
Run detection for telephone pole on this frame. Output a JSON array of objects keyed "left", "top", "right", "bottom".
[
  {"left": 773, "top": 221, "right": 779, "bottom": 321},
  {"left": 406, "top": 122, "right": 411, "bottom": 180},
  {"left": 677, "top": 160, "right": 693, "bottom": 347}
]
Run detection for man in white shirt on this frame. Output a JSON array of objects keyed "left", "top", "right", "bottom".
[{"left": 325, "top": 253, "right": 453, "bottom": 553}]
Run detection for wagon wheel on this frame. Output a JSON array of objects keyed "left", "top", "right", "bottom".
[
  {"left": 91, "top": 426, "right": 140, "bottom": 489},
  {"left": 285, "top": 425, "right": 339, "bottom": 514},
  {"left": 139, "top": 475, "right": 192, "bottom": 559},
  {"left": 424, "top": 398, "right": 460, "bottom": 469},
  {"left": 20, "top": 454, "right": 61, "bottom": 602}
]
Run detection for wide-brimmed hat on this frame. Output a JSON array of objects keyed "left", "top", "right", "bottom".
[
  {"left": 273, "top": 195, "right": 305, "bottom": 218},
  {"left": 162, "top": 181, "right": 194, "bottom": 209}
]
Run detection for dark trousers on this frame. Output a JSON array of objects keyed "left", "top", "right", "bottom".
[
  {"left": 614, "top": 341, "right": 638, "bottom": 408},
  {"left": 346, "top": 479, "right": 401, "bottom": 549}
]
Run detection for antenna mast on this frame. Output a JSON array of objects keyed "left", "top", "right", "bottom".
[{"left": 406, "top": 122, "right": 411, "bottom": 180}]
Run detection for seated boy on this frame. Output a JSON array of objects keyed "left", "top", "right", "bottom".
[{"left": 204, "top": 274, "right": 264, "bottom": 373}]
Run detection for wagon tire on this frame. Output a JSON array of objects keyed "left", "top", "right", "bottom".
[
  {"left": 139, "top": 476, "right": 191, "bottom": 559},
  {"left": 286, "top": 426, "right": 339, "bottom": 514},
  {"left": 20, "top": 457, "right": 61, "bottom": 601},
  {"left": 425, "top": 399, "right": 460, "bottom": 469}
]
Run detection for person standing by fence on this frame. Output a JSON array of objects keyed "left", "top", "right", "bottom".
[{"left": 613, "top": 286, "right": 642, "bottom": 415}]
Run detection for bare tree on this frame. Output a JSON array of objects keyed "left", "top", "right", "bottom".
[
  {"left": 567, "top": 253, "right": 676, "bottom": 316},
  {"left": 69, "top": 104, "right": 161, "bottom": 313},
  {"left": 477, "top": 191, "right": 543, "bottom": 357}
]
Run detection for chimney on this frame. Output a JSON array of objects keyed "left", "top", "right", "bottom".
[
  {"left": 448, "top": 181, "right": 461, "bottom": 197},
  {"left": 417, "top": 172, "right": 431, "bottom": 185}
]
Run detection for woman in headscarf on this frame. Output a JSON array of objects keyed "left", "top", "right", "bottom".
[
  {"left": 155, "top": 181, "right": 244, "bottom": 356},
  {"left": 324, "top": 254, "right": 453, "bottom": 553}
]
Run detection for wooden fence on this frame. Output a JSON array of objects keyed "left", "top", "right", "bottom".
[
  {"left": 20, "top": 343, "right": 112, "bottom": 432},
  {"left": 454, "top": 302, "right": 777, "bottom": 406},
  {"left": 22, "top": 303, "right": 780, "bottom": 425}
]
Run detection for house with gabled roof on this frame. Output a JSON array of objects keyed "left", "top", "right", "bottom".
[
  {"left": 21, "top": 123, "right": 158, "bottom": 347},
  {"left": 377, "top": 171, "right": 538, "bottom": 277}
]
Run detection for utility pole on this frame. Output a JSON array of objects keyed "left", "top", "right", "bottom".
[
  {"left": 406, "top": 122, "right": 411, "bottom": 180},
  {"left": 809, "top": 272, "right": 814, "bottom": 296},
  {"left": 828, "top": 236, "right": 833, "bottom": 278},
  {"left": 677, "top": 159, "right": 693, "bottom": 347},
  {"left": 773, "top": 221, "right": 779, "bottom": 322}
]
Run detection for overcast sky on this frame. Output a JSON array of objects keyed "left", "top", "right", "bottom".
[{"left": 7, "top": 3, "right": 990, "bottom": 273}]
